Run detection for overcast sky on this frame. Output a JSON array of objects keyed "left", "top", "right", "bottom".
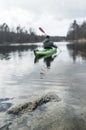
[{"left": 0, "top": 0, "right": 86, "bottom": 36}]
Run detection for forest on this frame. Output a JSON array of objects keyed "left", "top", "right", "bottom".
[
  {"left": 0, "top": 23, "right": 65, "bottom": 44},
  {"left": 1, "top": 20, "right": 86, "bottom": 44},
  {"left": 67, "top": 20, "right": 86, "bottom": 41}
]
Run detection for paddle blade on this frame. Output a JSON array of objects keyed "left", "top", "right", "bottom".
[{"left": 39, "top": 27, "right": 45, "bottom": 34}]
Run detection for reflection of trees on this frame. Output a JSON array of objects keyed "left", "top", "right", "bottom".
[
  {"left": 67, "top": 42, "right": 86, "bottom": 61},
  {"left": 0, "top": 44, "right": 38, "bottom": 60}
]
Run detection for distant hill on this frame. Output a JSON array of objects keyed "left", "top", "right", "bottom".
[{"left": 50, "top": 36, "right": 66, "bottom": 42}]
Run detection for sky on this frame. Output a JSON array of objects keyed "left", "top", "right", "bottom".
[{"left": 0, "top": 0, "right": 86, "bottom": 36}]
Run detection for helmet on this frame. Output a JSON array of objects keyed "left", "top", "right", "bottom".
[{"left": 46, "top": 35, "right": 50, "bottom": 38}]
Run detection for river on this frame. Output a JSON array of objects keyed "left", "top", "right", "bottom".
[{"left": 0, "top": 41, "right": 86, "bottom": 130}]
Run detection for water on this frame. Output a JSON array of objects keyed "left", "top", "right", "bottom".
[
  {"left": 0, "top": 42, "right": 86, "bottom": 103},
  {"left": 0, "top": 42, "right": 86, "bottom": 129}
]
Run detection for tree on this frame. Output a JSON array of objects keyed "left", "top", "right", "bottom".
[
  {"left": 67, "top": 20, "right": 79, "bottom": 40},
  {"left": 16, "top": 26, "right": 21, "bottom": 33},
  {"left": 29, "top": 27, "right": 36, "bottom": 35}
]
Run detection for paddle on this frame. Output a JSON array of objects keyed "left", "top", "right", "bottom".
[{"left": 39, "top": 27, "right": 47, "bottom": 36}]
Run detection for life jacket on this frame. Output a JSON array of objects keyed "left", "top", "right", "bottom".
[{"left": 43, "top": 39, "right": 53, "bottom": 48}]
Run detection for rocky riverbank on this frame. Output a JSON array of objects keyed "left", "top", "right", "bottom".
[
  {"left": 0, "top": 92, "right": 61, "bottom": 130},
  {"left": 0, "top": 91, "right": 86, "bottom": 130}
]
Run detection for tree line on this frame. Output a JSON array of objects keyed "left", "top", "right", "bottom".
[
  {"left": 0, "top": 23, "right": 41, "bottom": 43},
  {"left": 67, "top": 20, "right": 86, "bottom": 40},
  {"left": 0, "top": 23, "right": 64, "bottom": 44},
  {"left": 1, "top": 21, "right": 86, "bottom": 44}
]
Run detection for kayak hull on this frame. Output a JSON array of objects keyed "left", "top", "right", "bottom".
[{"left": 34, "top": 47, "right": 57, "bottom": 57}]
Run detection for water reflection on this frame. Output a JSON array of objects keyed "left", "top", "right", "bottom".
[
  {"left": 0, "top": 98, "right": 13, "bottom": 112},
  {"left": 44, "top": 55, "right": 57, "bottom": 69},
  {"left": 67, "top": 42, "right": 86, "bottom": 61},
  {"left": 0, "top": 44, "right": 38, "bottom": 60},
  {"left": 34, "top": 53, "right": 57, "bottom": 69},
  {"left": 0, "top": 103, "right": 12, "bottom": 112}
]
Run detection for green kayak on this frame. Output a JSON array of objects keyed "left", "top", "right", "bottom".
[{"left": 34, "top": 47, "right": 57, "bottom": 57}]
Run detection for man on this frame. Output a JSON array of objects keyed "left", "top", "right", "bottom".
[{"left": 43, "top": 35, "right": 57, "bottom": 49}]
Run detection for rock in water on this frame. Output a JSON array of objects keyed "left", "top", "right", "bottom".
[{"left": 7, "top": 92, "right": 61, "bottom": 115}]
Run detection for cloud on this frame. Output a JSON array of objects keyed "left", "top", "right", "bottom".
[
  {"left": 0, "top": 0, "right": 86, "bottom": 36},
  {"left": 1, "top": 0, "right": 86, "bottom": 18}
]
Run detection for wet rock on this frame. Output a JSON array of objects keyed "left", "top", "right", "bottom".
[
  {"left": 17, "top": 126, "right": 30, "bottom": 130},
  {"left": 7, "top": 92, "right": 61, "bottom": 115},
  {"left": 0, "top": 122, "right": 12, "bottom": 130},
  {"left": 7, "top": 101, "right": 37, "bottom": 115},
  {"left": 36, "top": 92, "right": 61, "bottom": 106}
]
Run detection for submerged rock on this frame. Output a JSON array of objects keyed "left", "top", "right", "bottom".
[
  {"left": 0, "top": 103, "right": 12, "bottom": 112},
  {"left": 0, "top": 122, "right": 12, "bottom": 130},
  {"left": 7, "top": 92, "right": 61, "bottom": 115}
]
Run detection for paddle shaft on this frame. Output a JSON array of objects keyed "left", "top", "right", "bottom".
[{"left": 39, "top": 27, "right": 47, "bottom": 36}]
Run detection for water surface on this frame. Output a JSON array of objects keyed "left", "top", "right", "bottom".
[
  {"left": 0, "top": 42, "right": 86, "bottom": 130},
  {"left": 0, "top": 42, "right": 86, "bottom": 100},
  {"left": 0, "top": 42, "right": 86, "bottom": 112}
]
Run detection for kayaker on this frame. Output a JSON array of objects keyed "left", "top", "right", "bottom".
[{"left": 43, "top": 35, "right": 57, "bottom": 49}]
